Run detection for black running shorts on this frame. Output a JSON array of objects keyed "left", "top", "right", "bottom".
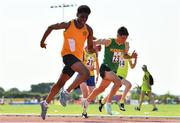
[{"left": 62, "top": 54, "right": 81, "bottom": 77}]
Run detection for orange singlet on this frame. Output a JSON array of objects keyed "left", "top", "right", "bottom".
[{"left": 61, "top": 20, "right": 89, "bottom": 60}]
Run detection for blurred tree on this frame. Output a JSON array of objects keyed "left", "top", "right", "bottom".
[
  {"left": 8, "top": 88, "right": 20, "bottom": 93},
  {"left": 30, "top": 82, "right": 54, "bottom": 93},
  {"left": 0, "top": 87, "right": 5, "bottom": 97}
]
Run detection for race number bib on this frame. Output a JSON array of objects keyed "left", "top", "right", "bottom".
[
  {"left": 119, "top": 58, "right": 125, "bottom": 68},
  {"left": 68, "top": 38, "right": 75, "bottom": 52},
  {"left": 86, "top": 57, "right": 94, "bottom": 66},
  {"left": 112, "top": 52, "right": 121, "bottom": 63}
]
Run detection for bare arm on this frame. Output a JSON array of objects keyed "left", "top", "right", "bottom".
[
  {"left": 95, "top": 39, "right": 112, "bottom": 47},
  {"left": 86, "top": 24, "right": 96, "bottom": 53},
  {"left": 40, "top": 22, "right": 70, "bottom": 49},
  {"left": 129, "top": 57, "right": 137, "bottom": 69},
  {"left": 128, "top": 51, "right": 138, "bottom": 68}
]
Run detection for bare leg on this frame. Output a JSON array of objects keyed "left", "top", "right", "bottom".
[
  {"left": 46, "top": 73, "right": 71, "bottom": 104},
  {"left": 67, "top": 62, "right": 90, "bottom": 93},
  {"left": 139, "top": 91, "right": 145, "bottom": 109},
  {"left": 106, "top": 82, "right": 122, "bottom": 103},
  {"left": 80, "top": 82, "right": 88, "bottom": 98},
  {"left": 88, "top": 71, "right": 122, "bottom": 103},
  {"left": 87, "top": 79, "right": 111, "bottom": 102},
  {"left": 147, "top": 91, "right": 157, "bottom": 109},
  {"left": 87, "top": 86, "right": 95, "bottom": 96},
  {"left": 120, "top": 79, "right": 132, "bottom": 103},
  {"left": 103, "top": 71, "right": 122, "bottom": 103},
  {"left": 83, "top": 71, "right": 122, "bottom": 115},
  {"left": 80, "top": 82, "right": 95, "bottom": 98}
]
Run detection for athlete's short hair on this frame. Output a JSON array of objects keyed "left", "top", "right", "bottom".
[
  {"left": 77, "top": 5, "right": 91, "bottom": 15},
  {"left": 117, "top": 26, "right": 129, "bottom": 36}
]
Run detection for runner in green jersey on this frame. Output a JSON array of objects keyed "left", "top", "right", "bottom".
[
  {"left": 98, "top": 42, "right": 138, "bottom": 113},
  {"left": 103, "top": 39, "right": 125, "bottom": 73},
  {"left": 81, "top": 26, "right": 137, "bottom": 116}
]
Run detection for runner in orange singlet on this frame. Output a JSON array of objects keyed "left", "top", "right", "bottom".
[{"left": 39, "top": 5, "right": 95, "bottom": 120}]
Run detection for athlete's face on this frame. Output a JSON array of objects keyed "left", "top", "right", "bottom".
[
  {"left": 117, "top": 35, "right": 128, "bottom": 43},
  {"left": 77, "top": 12, "right": 89, "bottom": 25}
]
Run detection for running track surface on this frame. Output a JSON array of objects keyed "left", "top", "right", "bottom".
[{"left": 0, "top": 115, "right": 180, "bottom": 123}]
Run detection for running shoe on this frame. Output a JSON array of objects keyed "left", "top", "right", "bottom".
[
  {"left": 98, "top": 99, "right": 104, "bottom": 112},
  {"left": 135, "top": 106, "right": 140, "bottom": 111},
  {"left": 82, "top": 112, "right": 88, "bottom": 118},
  {"left": 119, "top": 103, "right": 126, "bottom": 111},
  {"left": 40, "top": 101, "right": 48, "bottom": 120},
  {"left": 59, "top": 90, "right": 70, "bottom": 107},
  {"left": 152, "top": 107, "right": 158, "bottom": 111}
]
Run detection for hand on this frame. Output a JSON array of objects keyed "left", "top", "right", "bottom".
[
  {"left": 131, "top": 50, "right": 138, "bottom": 58},
  {"left": 40, "top": 42, "right": 47, "bottom": 49}
]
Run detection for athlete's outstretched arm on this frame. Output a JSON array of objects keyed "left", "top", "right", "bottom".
[
  {"left": 40, "top": 22, "right": 70, "bottom": 49},
  {"left": 95, "top": 39, "right": 111, "bottom": 47}
]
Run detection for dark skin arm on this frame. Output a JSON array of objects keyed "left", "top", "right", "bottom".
[
  {"left": 86, "top": 24, "right": 96, "bottom": 53},
  {"left": 40, "top": 22, "right": 70, "bottom": 49}
]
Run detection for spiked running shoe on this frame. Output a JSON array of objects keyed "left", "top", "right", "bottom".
[
  {"left": 40, "top": 101, "right": 48, "bottom": 120},
  {"left": 99, "top": 99, "right": 104, "bottom": 112},
  {"left": 82, "top": 113, "right": 88, "bottom": 118},
  {"left": 59, "top": 90, "right": 70, "bottom": 107},
  {"left": 119, "top": 103, "right": 126, "bottom": 111}
]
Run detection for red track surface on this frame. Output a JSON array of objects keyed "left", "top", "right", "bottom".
[{"left": 0, "top": 115, "right": 180, "bottom": 123}]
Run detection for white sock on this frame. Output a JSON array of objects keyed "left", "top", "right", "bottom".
[
  {"left": 106, "top": 102, "right": 111, "bottom": 105},
  {"left": 81, "top": 98, "right": 86, "bottom": 106}
]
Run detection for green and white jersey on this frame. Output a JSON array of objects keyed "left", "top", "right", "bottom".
[{"left": 103, "top": 38, "right": 125, "bottom": 72}]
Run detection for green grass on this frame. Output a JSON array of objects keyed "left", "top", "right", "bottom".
[{"left": 0, "top": 103, "right": 180, "bottom": 117}]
